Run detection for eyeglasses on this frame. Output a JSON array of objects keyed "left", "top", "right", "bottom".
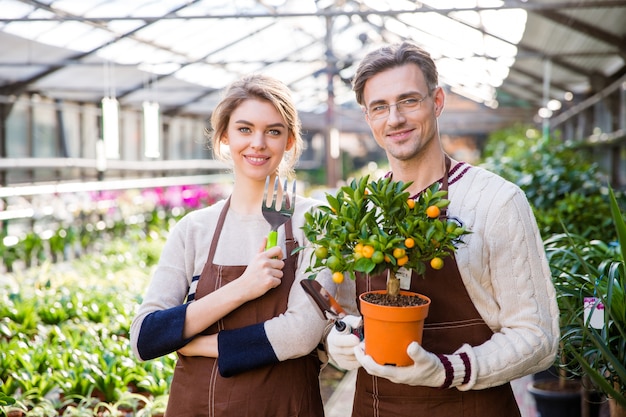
[{"left": 365, "top": 96, "right": 429, "bottom": 120}]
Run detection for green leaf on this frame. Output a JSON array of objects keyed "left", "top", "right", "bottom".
[
  {"left": 354, "top": 257, "right": 374, "bottom": 273},
  {"left": 608, "top": 185, "right": 626, "bottom": 269},
  {"left": 0, "top": 392, "right": 16, "bottom": 406}
]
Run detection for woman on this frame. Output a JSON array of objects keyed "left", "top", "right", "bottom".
[{"left": 130, "top": 74, "right": 331, "bottom": 416}]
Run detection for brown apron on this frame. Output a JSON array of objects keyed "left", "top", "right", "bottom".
[
  {"left": 352, "top": 159, "right": 521, "bottom": 417},
  {"left": 166, "top": 198, "right": 324, "bottom": 417}
]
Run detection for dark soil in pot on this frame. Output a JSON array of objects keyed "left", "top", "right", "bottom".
[{"left": 361, "top": 292, "right": 428, "bottom": 307}]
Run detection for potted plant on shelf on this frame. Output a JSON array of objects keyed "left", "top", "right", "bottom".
[
  {"left": 301, "top": 175, "right": 469, "bottom": 366},
  {"left": 533, "top": 186, "right": 626, "bottom": 417}
]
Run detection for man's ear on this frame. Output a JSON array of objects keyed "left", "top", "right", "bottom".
[{"left": 433, "top": 87, "right": 445, "bottom": 117}]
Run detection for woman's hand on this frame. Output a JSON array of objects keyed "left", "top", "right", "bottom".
[
  {"left": 178, "top": 334, "right": 218, "bottom": 357},
  {"left": 183, "top": 240, "right": 285, "bottom": 339},
  {"left": 235, "top": 239, "right": 285, "bottom": 301}
]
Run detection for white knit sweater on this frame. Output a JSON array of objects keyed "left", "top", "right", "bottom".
[
  {"left": 335, "top": 163, "right": 560, "bottom": 390},
  {"left": 130, "top": 195, "right": 333, "bottom": 364}
]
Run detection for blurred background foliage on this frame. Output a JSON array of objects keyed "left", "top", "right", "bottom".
[{"left": 481, "top": 124, "right": 624, "bottom": 241}]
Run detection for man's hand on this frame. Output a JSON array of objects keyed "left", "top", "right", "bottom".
[
  {"left": 355, "top": 342, "right": 476, "bottom": 389},
  {"left": 327, "top": 315, "right": 363, "bottom": 371}
]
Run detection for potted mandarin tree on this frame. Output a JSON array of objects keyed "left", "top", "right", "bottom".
[{"left": 302, "top": 175, "right": 469, "bottom": 365}]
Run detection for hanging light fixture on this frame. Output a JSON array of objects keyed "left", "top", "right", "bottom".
[
  {"left": 143, "top": 70, "right": 161, "bottom": 158},
  {"left": 101, "top": 60, "right": 119, "bottom": 160},
  {"left": 101, "top": 96, "right": 120, "bottom": 159},
  {"left": 143, "top": 100, "right": 161, "bottom": 158}
]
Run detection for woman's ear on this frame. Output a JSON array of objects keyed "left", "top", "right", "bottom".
[{"left": 285, "top": 134, "right": 295, "bottom": 151}]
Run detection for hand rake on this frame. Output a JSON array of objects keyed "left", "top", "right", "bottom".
[{"left": 262, "top": 176, "right": 296, "bottom": 250}]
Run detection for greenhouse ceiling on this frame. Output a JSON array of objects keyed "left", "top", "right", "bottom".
[{"left": 0, "top": 0, "right": 625, "bottom": 120}]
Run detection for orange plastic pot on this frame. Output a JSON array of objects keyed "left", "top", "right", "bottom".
[{"left": 359, "top": 290, "right": 431, "bottom": 367}]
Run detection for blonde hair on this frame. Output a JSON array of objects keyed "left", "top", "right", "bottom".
[{"left": 207, "top": 74, "right": 303, "bottom": 179}]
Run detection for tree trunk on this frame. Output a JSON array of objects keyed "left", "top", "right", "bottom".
[{"left": 386, "top": 270, "right": 400, "bottom": 297}]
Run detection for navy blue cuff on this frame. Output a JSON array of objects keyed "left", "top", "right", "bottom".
[
  {"left": 137, "top": 303, "right": 191, "bottom": 360},
  {"left": 217, "top": 323, "right": 278, "bottom": 377}
]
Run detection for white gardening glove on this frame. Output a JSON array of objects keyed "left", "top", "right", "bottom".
[
  {"left": 355, "top": 342, "right": 477, "bottom": 389},
  {"left": 327, "top": 315, "right": 363, "bottom": 371}
]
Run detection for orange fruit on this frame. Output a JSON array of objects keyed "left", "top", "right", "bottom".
[
  {"left": 361, "top": 245, "right": 375, "bottom": 259},
  {"left": 384, "top": 254, "right": 392, "bottom": 263},
  {"left": 393, "top": 247, "right": 406, "bottom": 259},
  {"left": 426, "top": 205, "right": 440, "bottom": 218},
  {"left": 430, "top": 257, "right": 444, "bottom": 270},
  {"left": 354, "top": 243, "right": 364, "bottom": 254},
  {"left": 404, "top": 237, "right": 415, "bottom": 248},
  {"left": 407, "top": 199, "right": 415, "bottom": 209},
  {"left": 397, "top": 255, "right": 409, "bottom": 266},
  {"left": 332, "top": 271, "right": 344, "bottom": 284}
]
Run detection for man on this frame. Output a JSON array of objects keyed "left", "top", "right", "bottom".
[{"left": 327, "top": 41, "right": 559, "bottom": 416}]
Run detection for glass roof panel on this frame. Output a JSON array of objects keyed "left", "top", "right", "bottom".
[
  {"left": 4, "top": 6, "right": 59, "bottom": 40},
  {"left": 136, "top": 20, "right": 212, "bottom": 58},
  {"left": 479, "top": 9, "right": 527, "bottom": 44},
  {"left": 33, "top": 21, "right": 94, "bottom": 49},
  {"left": 47, "top": 0, "right": 106, "bottom": 16},
  {"left": 84, "top": 1, "right": 150, "bottom": 18},
  {"left": 64, "top": 27, "right": 118, "bottom": 52},
  {"left": 5, "top": 0, "right": 618, "bottom": 115},
  {"left": 106, "top": 19, "right": 148, "bottom": 34},
  {"left": 130, "top": 0, "right": 194, "bottom": 17},
  {"left": 97, "top": 38, "right": 154, "bottom": 64},
  {"left": 175, "top": 63, "right": 242, "bottom": 89},
  {"left": 137, "top": 62, "right": 182, "bottom": 76},
  {"left": 0, "top": 0, "right": 35, "bottom": 20}
]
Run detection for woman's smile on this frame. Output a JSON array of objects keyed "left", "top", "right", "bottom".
[{"left": 244, "top": 154, "right": 270, "bottom": 165}]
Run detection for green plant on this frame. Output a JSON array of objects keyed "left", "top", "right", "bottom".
[
  {"left": 135, "top": 357, "right": 175, "bottom": 397},
  {"left": 546, "top": 186, "right": 626, "bottom": 407},
  {"left": 22, "top": 232, "right": 44, "bottom": 268},
  {"left": 0, "top": 234, "right": 24, "bottom": 273},
  {"left": 1, "top": 399, "right": 27, "bottom": 417},
  {"left": 56, "top": 396, "right": 99, "bottom": 417},
  {"left": 301, "top": 175, "right": 469, "bottom": 296},
  {"left": 48, "top": 228, "right": 68, "bottom": 263},
  {"left": 138, "top": 394, "right": 168, "bottom": 417},
  {"left": 3, "top": 294, "right": 39, "bottom": 335},
  {"left": 0, "top": 231, "right": 174, "bottom": 415},
  {"left": 481, "top": 125, "right": 622, "bottom": 240},
  {"left": 11, "top": 350, "right": 59, "bottom": 399},
  {"left": 0, "top": 391, "right": 16, "bottom": 408},
  {"left": 17, "top": 396, "right": 58, "bottom": 417}
]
